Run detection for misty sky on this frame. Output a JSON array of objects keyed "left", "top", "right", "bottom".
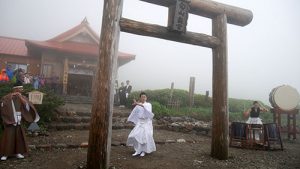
[{"left": 0, "top": 0, "right": 300, "bottom": 105}]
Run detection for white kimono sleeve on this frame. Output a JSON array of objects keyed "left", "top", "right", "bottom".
[
  {"left": 143, "top": 103, "right": 154, "bottom": 120},
  {"left": 127, "top": 102, "right": 154, "bottom": 124},
  {"left": 127, "top": 105, "right": 142, "bottom": 125}
]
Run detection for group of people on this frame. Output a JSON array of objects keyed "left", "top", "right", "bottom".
[
  {"left": 0, "top": 65, "right": 41, "bottom": 87},
  {"left": 118, "top": 80, "right": 132, "bottom": 107},
  {"left": 0, "top": 65, "right": 14, "bottom": 83},
  {"left": 0, "top": 65, "right": 60, "bottom": 91}
]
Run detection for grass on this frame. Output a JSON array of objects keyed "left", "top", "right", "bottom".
[{"left": 155, "top": 106, "right": 288, "bottom": 125}]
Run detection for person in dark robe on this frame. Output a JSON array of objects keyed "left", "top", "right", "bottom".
[
  {"left": 119, "top": 82, "right": 126, "bottom": 107},
  {"left": 0, "top": 83, "right": 39, "bottom": 161}
]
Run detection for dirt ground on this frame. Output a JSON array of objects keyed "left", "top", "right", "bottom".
[{"left": 0, "top": 129, "right": 299, "bottom": 169}]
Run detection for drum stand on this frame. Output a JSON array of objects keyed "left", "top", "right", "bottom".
[
  {"left": 247, "top": 124, "right": 265, "bottom": 150},
  {"left": 263, "top": 123, "right": 283, "bottom": 150},
  {"left": 271, "top": 108, "right": 299, "bottom": 139}
]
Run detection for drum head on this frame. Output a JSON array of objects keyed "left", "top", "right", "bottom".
[{"left": 272, "top": 85, "right": 300, "bottom": 111}]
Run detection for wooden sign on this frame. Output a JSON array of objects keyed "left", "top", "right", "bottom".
[
  {"left": 29, "top": 91, "right": 44, "bottom": 104},
  {"left": 168, "top": 0, "right": 190, "bottom": 33}
]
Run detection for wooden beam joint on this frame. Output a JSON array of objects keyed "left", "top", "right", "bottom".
[
  {"left": 141, "top": 0, "right": 253, "bottom": 26},
  {"left": 120, "top": 18, "right": 220, "bottom": 48}
]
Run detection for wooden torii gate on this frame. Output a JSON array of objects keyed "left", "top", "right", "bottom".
[{"left": 87, "top": 0, "right": 253, "bottom": 168}]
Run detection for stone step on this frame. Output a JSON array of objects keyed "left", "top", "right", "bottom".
[
  {"left": 48, "top": 123, "right": 90, "bottom": 130},
  {"left": 54, "top": 116, "right": 129, "bottom": 124},
  {"left": 58, "top": 116, "right": 91, "bottom": 123},
  {"left": 48, "top": 123, "right": 134, "bottom": 130},
  {"left": 112, "top": 111, "right": 131, "bottom": 117},
  {"left": 56, "top": 110, "right": 130, "bottom": 118},
  {"left": 48, "top": 122, "right": 168, "bottom": 131},
  {"left": 75, "top": 112, "right": 91, "bottom": 117}
]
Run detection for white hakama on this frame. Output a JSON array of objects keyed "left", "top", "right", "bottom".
[
  {"left": 246, "top": 117, "right": 263, "bottom": 141},
  {"left": 127, "top": 102, "right": 156, "bottom": 154},
  {"left": 246, "top": 117, "right": 263, "bottom": 125}
]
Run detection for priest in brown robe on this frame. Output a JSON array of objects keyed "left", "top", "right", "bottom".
[{"left": 0, "top": 84, "right": 39, "bottom": 161}]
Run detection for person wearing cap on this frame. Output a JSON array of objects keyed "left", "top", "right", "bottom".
[
  {"left": 5, "top": 65, "right": 14, "bottom": 81},
  {"left": 0, "top": 83, "right": 40, "bottom": 161},
  {"left": 125, "top": 80, "right": 132, "bottom": 98},
  {"left": 0, "top": 69, "right": 9, "bottom": 83}
]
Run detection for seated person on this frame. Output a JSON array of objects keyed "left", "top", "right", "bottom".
[
  {"left": 244, "top": 101, "right": 269, "bottom": 124},
  {"left": 244, "top": 101, "right": 269, "bottom": 141}
]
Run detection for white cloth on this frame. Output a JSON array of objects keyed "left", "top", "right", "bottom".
[
  {"left": 11, "top": 100, "right": 22, "bottom": 126},
  {"left": 246, "top": 117, "right": 263, "bottom": 141},
  {"left": 246, "top": 117, "right": 262, "bottom": 124},
  {"left": 11, "top": 99, "right": 40, "bottom": 125},
  {"left": 24, "top": 77, "right": 31, "bottom": 84},
  {"left": 127, "top": 102, "right": 156, "bottom": 154}
]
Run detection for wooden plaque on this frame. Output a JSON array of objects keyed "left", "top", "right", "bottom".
[{"left": 168, "top": 0, "right": 190, "bottom": 33}]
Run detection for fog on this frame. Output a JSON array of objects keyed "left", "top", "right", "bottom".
[{"left": 0, "top": 0, "right": 299, "bottom": 104}]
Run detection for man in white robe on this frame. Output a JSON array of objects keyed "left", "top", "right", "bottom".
[{"left": 127, "top": 92, "right": 156, "bottom": 157}]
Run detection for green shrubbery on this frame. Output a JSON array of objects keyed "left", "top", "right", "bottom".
[
  {"left": 151, "top": 101, "right": 169, "bottom": 118},
  {"left": 128, "top": 89, "right": 271, "bottom": 122},
  {"left": 127, "top": 89, "right": 212, "bottom": 108},
  {"left": 0, "top": 83, "right": 64, "bottom": 127}
]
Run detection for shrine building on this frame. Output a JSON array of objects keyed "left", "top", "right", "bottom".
[{"left": 0, "top": 18, "right": 135, "bottom": 96}]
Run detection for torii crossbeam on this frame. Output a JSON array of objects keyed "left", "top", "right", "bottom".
[{"left": 87, "top": 0, "right": 253, "bottom": 168}]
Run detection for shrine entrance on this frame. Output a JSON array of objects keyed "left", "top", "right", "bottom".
[
  {"left": 67, "top": 74, "right": 93, "bottom": 96},
  {"left": 87, "top": 0, "right": 253, "bottom": 168}
]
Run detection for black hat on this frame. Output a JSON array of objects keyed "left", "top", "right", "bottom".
[{"left": 13, "top": 81, "right": 23, "bottom": 89}]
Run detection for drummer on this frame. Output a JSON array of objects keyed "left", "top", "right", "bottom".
[{"left": 245, "top": 101, "right": 269, "bottom": 124}]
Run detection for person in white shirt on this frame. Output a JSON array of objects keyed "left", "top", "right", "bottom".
[
  {"left": 127, "top": 92, "right": 156, "bottom": 157},
  {"left": 125, "top": 80, "right": 132, "bottom": 99}
]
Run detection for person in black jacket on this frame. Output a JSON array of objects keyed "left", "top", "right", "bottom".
[
  {"left": 245, "top": 101, "right": 269, "bottom": 124},
  {"left": 119, "top": 82, "right": 126, "bottom": 107},
  {"left": 244, "top": 101, "right": 269, "bottom": 141}
]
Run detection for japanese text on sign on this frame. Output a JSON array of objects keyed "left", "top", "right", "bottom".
[{"left": 172, "top": 0, "right": 190, "bottom": 32}]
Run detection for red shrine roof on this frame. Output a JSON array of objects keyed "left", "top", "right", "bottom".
[
  {"left": 25, "top": 40, "right": 134, "bottom": 60},
  {"left": 0, "top": 36, "right": 28, "bottom": 57},
  {"left": 0, "top": 18, "right": 135, "bottom": 62},
  {"left": 48, "top": 18, "right": 100, "bottom": 43}
]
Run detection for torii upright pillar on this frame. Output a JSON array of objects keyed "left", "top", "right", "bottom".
[
  {"left": 211, "top": 13, "right": 228, "bottom": 159},
  {"left": 87, "top": 0, "right": 123, "bottom": 169}
]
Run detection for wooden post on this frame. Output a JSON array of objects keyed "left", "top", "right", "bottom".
[
  {"left": 189, "top": 77, "right": 195, "bottom": 107},
  {"left": 170, "top": 82, "right": 174, "bottom": 102},
  {"left": 287, "top": 114, "right": 291, "bottom": 139},
  {"left": 292, "top": 113, "right": 296, "bottom": 139},
  {"left": 62, "top": 58, "right": 69, "bottom": 95},
  {"left": 87, "top": 0, "right": 123, "bottom": 169},
  {"left": 211, "top": 13, "right": 228, "bottom": 160},
  {"left": 205, "top": 90, "right": 209, "bottom": 102}
]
